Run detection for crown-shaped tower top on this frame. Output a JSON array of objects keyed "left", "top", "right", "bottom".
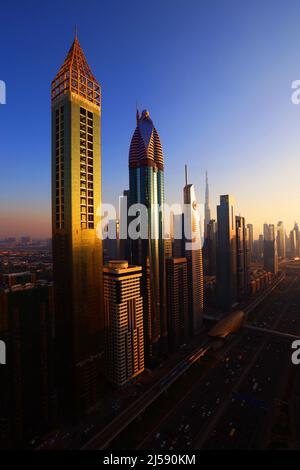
[{"left": 51, "top": 35, "right": 101, "bottom": 107}]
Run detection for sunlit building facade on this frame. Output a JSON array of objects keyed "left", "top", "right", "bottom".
[
  {"left": 276, "top": 221, "right": 286, "bottom": 259},
  {"left": 103, "top": 261, "right": 144, "bottom": 387},
  {"left": 128, "top": 110, "right": 167, "bottom": 361},
  {"left": 51, "top": 36, "right": 103, "bottom": 419},
  {"left": 247, "top": 223, "right": 254, "bottom": 262},
  {"left": 183, "top": 179, "right": 204, "bottom": 334},
  {"left": 235, "top": 215, "right": 249, "bottom": 300},
  {"left": 263, "top": 224, "right": 278, "bottom": 274},
  {"left": 216, "top": 195, "right": 237, "bottom": 311}
]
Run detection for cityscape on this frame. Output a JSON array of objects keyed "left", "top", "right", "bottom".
[{"left": 1, "top": 0, "right": 300, "bottom": 459}]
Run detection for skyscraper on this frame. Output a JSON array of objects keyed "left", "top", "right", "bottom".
[
  {"left": 103, "top": 261, "right": 144, "bottom": 388},
  {"left": 51, "top": 35, "right": 103, "bottom": 419},
  {"left": 247, "top": 223, "right": 254, "bottom": 262},
  {"left": 216, "top": 195, "right": 237, "bottom": 311},
  {"left": 276, "top": 221, "right": 286, "bottom": 259},
  {"left": 128, "top": 109, "right": 166, "bottom": 361},
  {"left": 289, "top": 228, "right": 297, "bottom": 258},
  {"left": 183, "top": 167, "right": 204, "bottom": 334},
  {"left": 236, "top": 216, "right": 249, "bottom": 300},
  {"left": 166, "top": 257, "right": 189, "bottom": 350},
  {"left": 206, "top": 219, "right": 217, "bottom": 276},
  {"left": 294, "top": 222, "right": 300, "bottom": 257},
  {"left": 263, "top": 224, "right": 278, "bottom": 274},
  {"left": 0, "top": 282, "right": 55, "bottom": 448},
  {"left": 204, "top": 170, "right": 211, "bottom": 238}
]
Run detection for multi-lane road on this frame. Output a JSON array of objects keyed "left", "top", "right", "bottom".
[{"left": 105, "top": 263, "right": 300, "bottom": 450}]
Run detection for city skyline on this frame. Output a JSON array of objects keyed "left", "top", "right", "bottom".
[
  {"left": 1, "top": 0, "right": 300, "bottom": 239},
  {"left": 2, "top": 2, "right": 300, "bottom": 453}
]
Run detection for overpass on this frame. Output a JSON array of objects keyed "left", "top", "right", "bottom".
[{"left": 243, "top": 324, "right": 300, "bottom": 341}]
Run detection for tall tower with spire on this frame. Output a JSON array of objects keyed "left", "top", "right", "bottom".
[
  {"left": 128, "top": 109, "right": 167, "bottom": 361},
  {"left": 204, "top": 170, "right": 211, "bottom": 238},
  {"left": 51, "top": 35, "right": 103, "bottom": 420},
  {"left": 183, "top": 166, "right": 204, "bottom": 334}
]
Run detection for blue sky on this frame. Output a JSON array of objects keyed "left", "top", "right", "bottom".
[{"left": 1, "top": 0, "right": 300, "bottom": 237}]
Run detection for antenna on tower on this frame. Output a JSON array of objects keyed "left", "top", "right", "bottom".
[
  {"left": 74, "top": 25, "right": 78, "bottom": 39},
  {"left": 185, "top": 164, "right": 188, "bottom": 186}
]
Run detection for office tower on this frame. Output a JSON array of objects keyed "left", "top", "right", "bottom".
[
  {"left": 206, "top": 219, "right": 217, "bottom": 276},
  {"left": 289, "top": 223, "right": 300, "bottom": 258},
  {"left": 183, "top": 167, "right": 204, "bottom": 334},
  {"left": 289, "top": 228, "right": 297, "bottom": 258},
  {"left": 258, "top": 234, "right": 264, "bottom": 260},
  {"left": 263, "top": 224, "right": 278, "bottom": 274},
  {"left": 216, "top": 195, "right": 237, "bottom": 311},
  {"left": 103, "top": 219, "right": 122, "bottom": 264},
  {"left": 128, "top": 109, "right": 166, "bottom": 360},
  {"left": 0, "top": 282, "right": 55, "bottom": 448},
  {"left": 51, "top": 35, "right": 103, "bottom": 419},
  {"left": 294, "top": 222, "right": 300, "bottom": 257},
  {"left": 235, "top": 216, "right": 249, "bottom": 300},
  {"left": 246, "top": 223, "right": 254, "bottom": 261},
  {"left": 166, "top": 257, "right": 189, "bottom": 350},
  {"left": 276, "top": 221, "right": 286, "bottom": 259},
  {"left": 103, "top": 261, "right": 144, "bottom": 387},
  {"left": 204, "top": 170, "right": 211, "bottom": 238}
]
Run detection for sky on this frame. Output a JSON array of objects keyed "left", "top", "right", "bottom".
[{"left": 0, "top": 0, "right": 300, "bottom": 239}]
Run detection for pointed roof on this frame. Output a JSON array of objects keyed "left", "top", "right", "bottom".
[
  {"left": 51, "top": 36, "right": 101, "bottom": 107},
  {"left": 129, "top": 109, "right": 164, "bottom": 170}
]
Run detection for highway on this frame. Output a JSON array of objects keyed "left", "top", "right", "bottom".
[
  {"left": 82, "top": 263, "right": 300, "bottom": 450},
  {"left": 82, "top": 343, "right": 210, "bottom": 449},
  {"left": 109, "top": 265, "right": 300, "bottom": 450}
]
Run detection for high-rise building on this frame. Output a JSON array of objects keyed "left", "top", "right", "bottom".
[
  {"left": 204, "top": 170, "right": 211, "bottom": 238},
  {"left": 294, "top": 222, "right": 300, "bottom": 257},
  {"left": 128, "top": 109, "right": 166, "bottom": 361},
  {"left": 103, "top": 219, "right": 122, "bottom": 264},
  {"left": 103, "top": 261, "right": 144, "bottom": 387},
  {"left": 216, "top": 195, "right": 237, "bottom": 311},
  {"left": 0, "top": 282, "right": 56, "bottom": 448},
  {"left": 164, "top": 238, "right": 173, "bottom": 258},
  {"left": 236, "top": 216, "right": 249, "bottom": 300},
  {"left": 183, "top": 168, "right": 204, "bottom": 334},
  {"left": 166, "top": 257, "right": 189, "bottom": 350},
  {"left": 206, "top": 219, "right": 217, "bottom": 276},
  {"left": 289, "top": 228, "right": 297, "bottom": 258},
  {"left": 289, "top": 223, "right": 300, "bottom": 258},
  {"left": 246, "top": 223, "right": 254, "bottom": 262},
  {"left": 51, "top": 35, "right": 103, "bottom": 419},
  {"left": 263, "top": 224, "right": 278, "bottom": 274},
  {"left": 276, "top": 221, "right": 286, "bottom": 259}
]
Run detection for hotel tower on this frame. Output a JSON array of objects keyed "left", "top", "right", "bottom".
[
  {"left": 128, "top": 110, "right": 167, "bottom": 361},
  {"left": 183, "top": 167, "right": 204, "bottom": 335},
  {"left": 103, "top": 261, "right": 144, "bottom": 387},
  {"left": 51, "top": 35, "right": 103, "bottom": 419}
]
